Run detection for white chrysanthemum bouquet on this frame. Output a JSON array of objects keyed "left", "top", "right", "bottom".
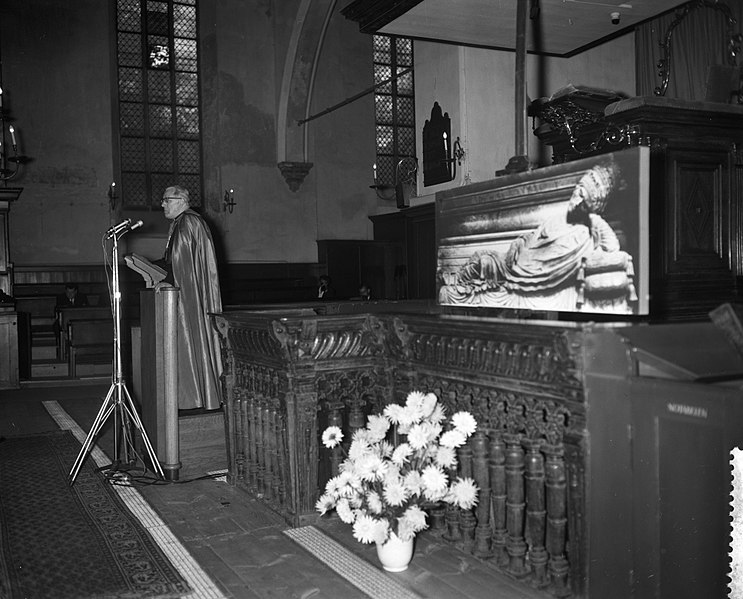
[{"left": 316, "top": 390, "right": 479, "bottom": 545}]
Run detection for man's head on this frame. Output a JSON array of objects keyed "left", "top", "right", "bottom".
[
  {"left": 64, "top": 283, "right": 79, "bottom": 300},
  {"left": 161, "top": 186, "right": 191, "bottom": 220},
  {"left": 319, "top": 275, "right": 331, "bottom": 289}
]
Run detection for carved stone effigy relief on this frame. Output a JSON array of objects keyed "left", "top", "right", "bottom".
[{"left": 436, "top": 147, "right": 650, "bottom": 317}]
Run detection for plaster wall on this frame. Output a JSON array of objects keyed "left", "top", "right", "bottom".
[
  {"left": 3, "top": 0, "right": 377, "bottom": 267},
  {"left": 2, "top": 0, "right": 115, "bottom": 265},
  {"left": 409, "top": 34, "right": 636, "bottom": 207}
]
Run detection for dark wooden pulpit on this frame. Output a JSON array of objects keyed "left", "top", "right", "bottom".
[{"left": 131, "top": 286, "right": 181, "bottom": 480}]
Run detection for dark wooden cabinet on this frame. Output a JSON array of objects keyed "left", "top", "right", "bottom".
[
  {"left": 535, "top": 96, "right": 743, "bottom": 320},
  {"left": 370, "top": 203, "right": 436, "bottom": 300}
]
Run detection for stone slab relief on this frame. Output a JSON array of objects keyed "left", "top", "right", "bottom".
[{"left": 436, "top": 145, "right": 650, "bottom": 315}]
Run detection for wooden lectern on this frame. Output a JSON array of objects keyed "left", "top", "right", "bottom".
[
  {"left": 124, "top": 253, "right": 166, "bottom": 288},
  {"left": 131, "top": 285, "right": 182, "bottom": 480}
]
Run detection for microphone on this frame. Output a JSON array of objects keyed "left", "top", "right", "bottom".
[{"left": 105, "top": 219, "right": 144, "bottom": 239}]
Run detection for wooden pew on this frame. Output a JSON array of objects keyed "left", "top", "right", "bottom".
[
  {"left": 57, "top": 306, "right": 112, "bottom": 360},
  {"left": 67, "top": 318, "right": 114, "bottom": 378}
]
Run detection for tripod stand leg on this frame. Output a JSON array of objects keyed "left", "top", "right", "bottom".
[
  {"left": 119, "top": 383, "right": 165, "bottom": 478},
  {"left": 69, "top": 384, "right": 117, "bottom": 485}
]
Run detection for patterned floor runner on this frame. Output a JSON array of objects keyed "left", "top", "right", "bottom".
[
  {"left": 284, "top": 525, "right": 422, "bottom": 599},
  {"left": 0, "top": 430, "right": 191, "bottom": 599}
]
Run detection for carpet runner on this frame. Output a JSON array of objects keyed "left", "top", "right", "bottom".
[{"left": 0, "top": 430, "right": 191, "bottom": 599}]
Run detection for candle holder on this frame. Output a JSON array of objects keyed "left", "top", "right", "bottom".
[
  {"left": 371, "top": 157, "right": 418, "bottom": 204},
  {"left": 0, "top": 44, "right": 29, "bottom": 185},
  {"left": 442, "top": 137, "right": 465, "bottom": 180},
  {"left": 370, "top": 182, "right": 396, "bottom": 201},
  {"left": 223, "top": 188, "right": 236, "bottom": 213}
]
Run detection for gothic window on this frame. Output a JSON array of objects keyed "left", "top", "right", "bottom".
[
  {"left": 373, "top": 35, "right": 415, "bottom": 187},
  {"left": 115, "top": 0, "right": 202, "bottom": 211}
]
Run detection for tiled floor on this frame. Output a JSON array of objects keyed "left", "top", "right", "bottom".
[{"left": 0, "top": 381, "right": 553, "bottom": 599}]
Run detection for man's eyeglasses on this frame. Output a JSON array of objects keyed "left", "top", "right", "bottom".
[{"left": 161, "top": 197, "right": 182, "bottom": 204}]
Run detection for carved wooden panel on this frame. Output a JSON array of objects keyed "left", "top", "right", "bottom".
[{"left": 665, "top": 149, "right": 731, "bottom": 274}]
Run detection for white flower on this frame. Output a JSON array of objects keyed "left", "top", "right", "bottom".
[
  {"left": 448, "top": 477, "right": 479, "bottom": 510},
  {"left": 367, "top": 491, "right": 383, "bottom": 514},
  {"left": 336, "top": 498, "right": 355, "bottom": 524},
  {"left": 422, "top": 393, "right": 438, "bottom": 418},
  {"left": 397, "top": 404, "right": 420, "bottom": 429},
  {"left": 354, "top": 453, "right": 387, "bottom": 482},
  {"left": 451, "top": 411, "right": 477, "bottom": 436},
  {"left": 434, "top": 445, "right": 457, "bottom": 469},
  {"left": 378, "top": 440, "right": 394, "bottom": 458},
  {"left": 348, "top": 436, "right": 371, "bottom": 461},
  {"left": 367, "top": 414, "right": 390, "bottom": 441},
  {"left": 399, "top": 504, "right": 428, "bottom": 538},
  {"left": 421, "top": 464, "right": 448, "bottom": 501},
  {"left": 439, "top": 429, "right": 468, "bottom": 448},
  {"left": 337, "top": 468, "right": 361, "bottom": 490},
  {"left": 406, "top": 390, "right": 427, "bottom": 410},
  {"left": 315, "top": 494, "right": 335, "bottom": 515},
  {"left": 403, "top": 470, "right": 424, "bottom": 496},
  {"left": 384, "top": 403, "right": 404, "bottom": 424},
  {"left": 391, "top": 443, "right": 412, "bottom": 467},
  {"left": 325, "top": 475, "right": 345, "bottom": 497},
  {"left": 429, "top": 404, "right": 446, "bottom": 425},
  {"left": 383, "top": 477, "right": 408, "bottom": 507},
  {"left": 353, "top": 514, "right": 388, "bottom": 544},
  {"left": 322, "top": 426, "right": 343, "bottom": 448},
  {"left": 406, "top": 423, "right": 430, "bottom": 450}
]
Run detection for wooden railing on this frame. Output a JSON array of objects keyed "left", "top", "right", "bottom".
[{"left": 214, "top": 309, "right": 600, "bottom": 597}]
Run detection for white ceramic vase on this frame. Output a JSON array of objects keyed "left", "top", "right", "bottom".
[{"left": 375, "top": 531, "right": 415, "bottom": 572}]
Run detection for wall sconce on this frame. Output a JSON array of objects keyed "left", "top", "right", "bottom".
[
  {"left": 370, "top": 163, "right": 396, "bottom": 200},
  {"left": 223, "top": 188, "right": 236, "bottom": 213},
  {"left": 108, "top": 181, "right": 117, "bottom": 210},
  {"left": 370, "top": 159, "right": 418, "bottom": 204},
  {"left": 442, "top": 133, "right": 465, "bottom": 180}
]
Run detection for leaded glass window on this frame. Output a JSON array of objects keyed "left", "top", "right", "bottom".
[
  {"left": 115, "top": 0, "right": 201, "bottom": 210},
  {"left": 373, "top": 35, "right": 415, "bottom": 187}
]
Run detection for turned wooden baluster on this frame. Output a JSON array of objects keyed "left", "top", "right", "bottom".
[
  {"left": 504, "top": 432, "right": 529, "bottom": 576},
  {"left": 247, "top": 398, "right": 259, "bottom": 489},
  {"left": 523, "top": 437, "right": 548, "bottom": 586},
  {"left": 443, "top": 492, "right": 463, "bottom": 542},
  {"left": 428, "top": 503, "right": 447, "bottom": 534},
  {"left": 347, "top": 395, "right": 366, "bottom": 435},
  {"left": 262, "top": 405, "right": 274, "bottom": 499},
  {"left": 270, "top": 407, "right": 281, "bottom": 501},
  {"left": 234, "top": 397, "right": 246, "bottom": 482},
  {"left": 544, "top": 442, "right": 571, "bottom": 597},
  {"left": 327, "top": 408, "right": 344, "bottom": 476},
  {"left": 458, "top": 437, "right": 476, "bottom": 551},
  {"left": 254, "top": 400, "right": 265, "bottom": 492},
  {"left": 489, "top": 433, "right": 508, "bottom": 567},
  {"left": 472, "top": 431, "right": 492, "bottom": 558},
  {"left": 277, "top": 417, "right": 288, "bottom": 506}
]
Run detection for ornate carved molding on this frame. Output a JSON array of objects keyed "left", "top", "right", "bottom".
[
  {"left": 270, "top": 316, "right": 386, "bottom": 363},
  {"left": 277, "top": 161, "right": 313, "bottom": 192}
]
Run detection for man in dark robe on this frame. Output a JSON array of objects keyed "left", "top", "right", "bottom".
[{"left": 156, "top": 185, "right": 223, "bottom": 410}]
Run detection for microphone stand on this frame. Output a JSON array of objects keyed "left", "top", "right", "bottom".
[{"left": 69, "top": 223, "right": 164, "bottom": 485}]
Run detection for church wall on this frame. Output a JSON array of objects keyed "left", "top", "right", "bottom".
[
  {"left": 2, "top": 0, "right": 378, "bottom": 268},
  {"left": 1, "top": 0, "right": 115, "bottom": 265}
]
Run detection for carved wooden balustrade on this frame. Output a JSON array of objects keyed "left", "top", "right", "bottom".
[{"left": 214, "top": 309, "right": 596, "bottom": 598}]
